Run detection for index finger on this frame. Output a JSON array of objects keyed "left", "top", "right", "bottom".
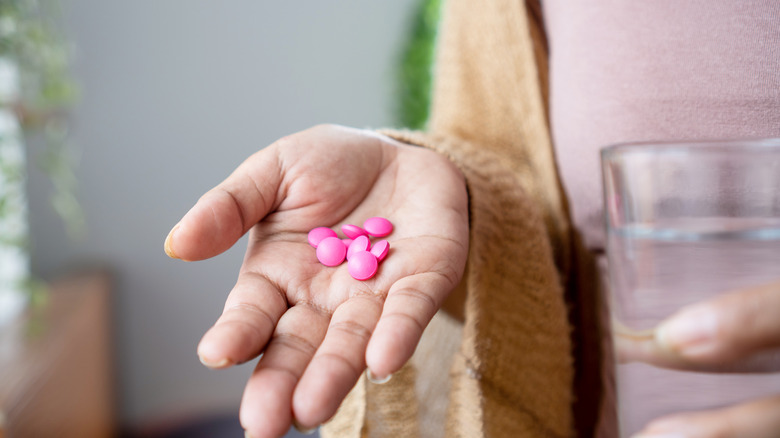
[{"left": 652, "top": 279, "right": 780, "bottom": 369}]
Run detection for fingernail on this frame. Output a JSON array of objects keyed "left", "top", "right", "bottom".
[
  {"left": 656, "top": 306, "right": 718, "bottom": 357},
  {"left": 198, "top": 354, "right": 232, "bottom": 369},
  {"left": 164, "top": 223, "right": 180, "bottom": 259},
  {"left": 292, "top": 419, "right": 317, "bottom": 435},
  {"left": 366, "top": 369, "right": 392, "bottom": 384}
]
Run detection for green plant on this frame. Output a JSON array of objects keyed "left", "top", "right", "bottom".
[
  {"left": 0, "top": 0, "right": 83, "bottom": 239},
  {"left": 395, "top": 0, "right": 442, "bottom": 130},
  {"left": 0, "top": 0, "right": 80, "bottom": 323}
]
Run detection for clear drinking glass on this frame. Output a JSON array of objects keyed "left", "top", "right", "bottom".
[{"left": 601, "top": 138, "right": 780, "bottom": 436}]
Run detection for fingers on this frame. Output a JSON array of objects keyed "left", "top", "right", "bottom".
[
  {"left": 655, "top": 280, "right": 780, "bottom": 365},
  {"left": 164, "top": 145, "right": 282, "bottom": 261},
  {"left": 240, "top": 304, "right": 330, "bottom": 438},
  {"left": 293, "top": 294, "right": 384, "bottom": 427},
  {"left": 365, "top": 271, "right": 455, "bottom": 380},
  {"left": 197, "top": 272, "right": 287, "bottom": 368},
  {"left": 634, "top": 395, "right": 780, "bottom": 438},
  {"left": 291, "top": 271, "right": 458, "bottom": 429}
]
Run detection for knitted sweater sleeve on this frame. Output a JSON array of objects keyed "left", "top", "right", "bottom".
[{"left": 390, "top": 129, "right": 574, "bottom": 438}]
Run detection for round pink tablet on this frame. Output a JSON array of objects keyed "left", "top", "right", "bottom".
[
  {"left": 316, "top": 236, "right": 347, "bottom": 267},
  {"left": 363, "top": 217, "right": 393, "bottom": 237},
  {"left": 341, "top": 238, "right": 353, "bottom": 249},
  {"left": 347, "top": 235, "right": 370, "bottom": 260},
  {"left": 308, "top": 227, "right": 337, "bottom": 248},
  {"left": 342, "top": 224, "right": 368, "bottom": 239},
  {"left": 370, "top": 240, "right": 389, "bottom": 262},
  {"left": 348, "top": 251, "right": 378, "bottom": 281}
]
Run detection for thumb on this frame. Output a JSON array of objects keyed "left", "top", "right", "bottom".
[{"left": 164, "top": 145, "right": 282, "bottom": 261}]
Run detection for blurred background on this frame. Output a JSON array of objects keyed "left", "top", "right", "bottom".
[{"left": 0, "top": 0, "right": 436, "bottom": 436}]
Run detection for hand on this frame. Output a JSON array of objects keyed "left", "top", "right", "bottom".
[
  {"left": 623, "top": 280, "right": 780, "bottom": 437},
  {"left": 164, "top": 124, "right": 469, "bottom": 438}
]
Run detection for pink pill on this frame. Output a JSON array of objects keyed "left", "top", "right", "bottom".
[
  {"left": 363, "top": 217, "right": 393, "bottom": 237},
  {"left": 316, "top": 236, "right": 346, "bottom": 266},
  {"left": 347, "top": 235, "right": 370, "bottom": 260},
  {"left": 342, "top": 224, "right": 368, "bottom": 239},
  {"left": 308, "top": 227, "right": 337, "bottom": 248},
  {"left": 348, "top": 251, "right": 378, "bottom": 281},
  {"left": 342, "top": 238, "right": 353, "bottom": 249},
  {"left": 370, "top": 240, "right": 389, "bottom": 262}
]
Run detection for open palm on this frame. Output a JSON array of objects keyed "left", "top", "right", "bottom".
[{"left": 164, "top": 125, "right": 469, "bottom": 438}]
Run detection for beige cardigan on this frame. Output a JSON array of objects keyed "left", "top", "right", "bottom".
[{"left": 322, "top": 0, "right": 608, "bottom": 436}]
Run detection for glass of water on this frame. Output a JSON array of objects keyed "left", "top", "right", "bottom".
[{"left": 601, "top": 138, "right": 780, "bottom": 436}]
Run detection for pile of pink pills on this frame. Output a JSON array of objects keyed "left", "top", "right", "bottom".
[{"left": 307, "top": 217, "right": 393, "bottom": 281}]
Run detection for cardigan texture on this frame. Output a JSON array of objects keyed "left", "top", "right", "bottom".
[{"left": 321, "top": 0, "right": 608, "bottom": 436}]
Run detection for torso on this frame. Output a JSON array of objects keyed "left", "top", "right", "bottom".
[{"left": 542, "top": 1, "right": 780, "bottom": 250}]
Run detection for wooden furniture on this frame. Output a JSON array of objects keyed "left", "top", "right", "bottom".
[{"left": 0, "top": 271, "right": 116, "bottom": 438}]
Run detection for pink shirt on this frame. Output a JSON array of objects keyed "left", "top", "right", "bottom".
[{"left": 543, "top": 1, "right": 780, "bottom": 250}]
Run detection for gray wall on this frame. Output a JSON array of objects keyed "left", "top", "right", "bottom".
[{"left": 27, "top": 0, "right": 419, "bottom": 429}]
